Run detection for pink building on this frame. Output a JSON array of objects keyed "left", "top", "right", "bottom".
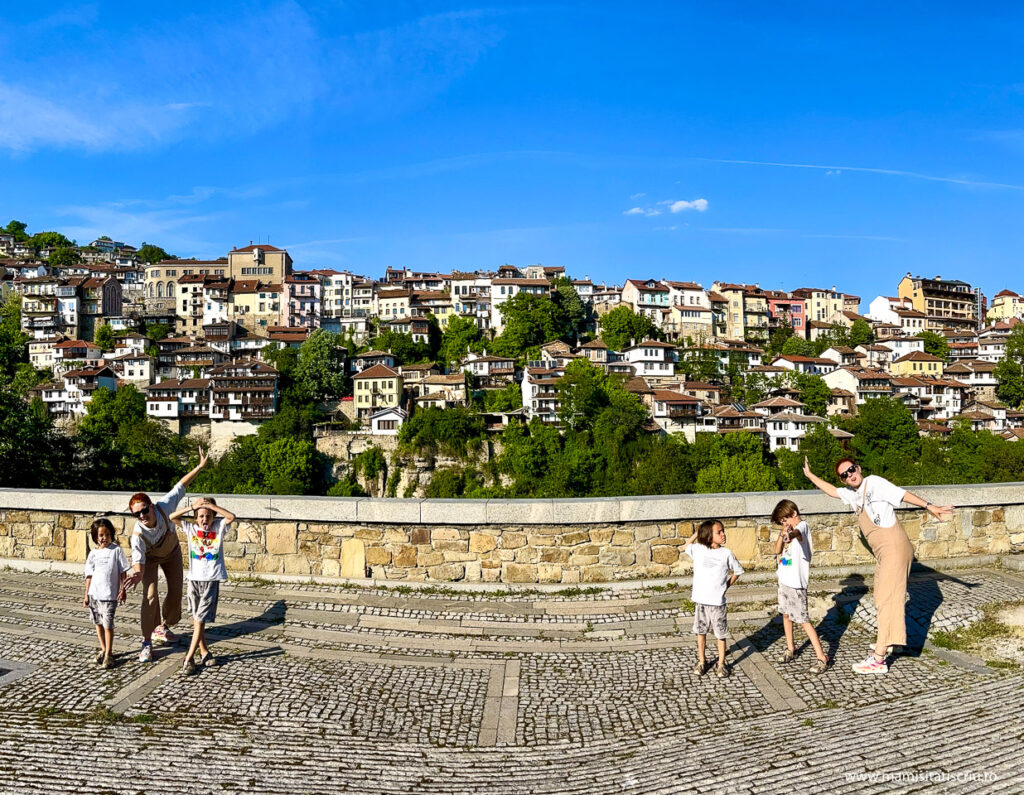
[{"left": 284, "top": 273, "right": 321, "bottom": 329}]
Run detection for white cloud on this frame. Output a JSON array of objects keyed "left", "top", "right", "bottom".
[
  {"left": 670, "top": 198, "right": 709, "bottom": 213},
  {"left": 623, "top": 207, "right": 661, "bottom": 217},
  {"left": 629, "top": 192, "right": 646, "bottom": 200},
  {"left": 623, "top": 207, "right": 645, "bottom": 215}
]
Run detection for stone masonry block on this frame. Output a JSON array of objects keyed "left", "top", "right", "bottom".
[{"left": 265, "top": 523, "right": 297, "bottom": 555}]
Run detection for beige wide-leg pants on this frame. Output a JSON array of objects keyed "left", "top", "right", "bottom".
[{"left": 857, "top": 510, "right": 914, "bottom": 648}]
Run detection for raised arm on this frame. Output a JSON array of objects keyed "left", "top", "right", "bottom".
[
  {"left": 177, "top": 448, "right": 209, "bottom": 491},
  {"left": 902, "top": 489, "right": 954, "bottom": 521},
  {"left": 206, "top": 502, "right": 236, "bottom": 525},
  {"left": 167, "top": 503, "right": 193, "bottom": 526},
  {"left": 802, "top": 457, "right": 840, "bottom": 499}
]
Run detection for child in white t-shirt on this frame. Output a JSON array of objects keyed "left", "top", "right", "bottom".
[
  {"left": 169, "top": 497, "right": 236, "bottom": 676},
  {"left": 82, "top": 519, "right": 131, "bottom": 669},
  {"left": 683, "top": 519, "right": 744, "bottom": 678},
  {"left": 771, "top": 499, "right": 829, "bottom": 674}
]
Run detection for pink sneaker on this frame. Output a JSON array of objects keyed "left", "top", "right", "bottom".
[
  {"left": 852, "top": 654, "right": 888, "bottom": 675},
  {"left": 151, "top": 625, "right": 177, "bottom": 644}
]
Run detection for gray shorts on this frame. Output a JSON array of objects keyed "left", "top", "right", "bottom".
[
  {"left": 89, "top": 597, "right": 117, "bottom": 629},
  {"left": 187, "top": 580, "right": 220, "bottom": 624},
  {"left": 778, "top": 584, "right": 810, "bottom": 623},
  {"left": 692, "top": 603, "right": 730, "bottom": 639}
]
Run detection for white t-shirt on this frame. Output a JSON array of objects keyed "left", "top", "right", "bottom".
[
  {"left": 837, "top": 474, "right": 907, "bottom": 529},
  {"left": 777, "top": 520, "right": 812, "bottom": 590},
  {"left": 183, "top": 518, "right": 228, "bottom": 582},
  {"left": 130, "top": 482, "right": 186, "bottom": 566},
  {"left": 85, "top": 544, "right": 131, "bottom": 601},
  {"left": 684, "top": 544, "right": 745, "bottom": 606}
]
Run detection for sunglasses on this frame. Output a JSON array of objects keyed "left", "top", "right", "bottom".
[
  {"left": 838, "top": 464, "right": 859, "bottom": 481},
  {"left": 132, "top": 506, "right": 152, "bottom": 518}
]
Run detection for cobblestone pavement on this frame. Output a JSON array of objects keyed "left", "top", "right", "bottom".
[{"left": 1, "top": 565, "right": 1022, "bottom": 793}]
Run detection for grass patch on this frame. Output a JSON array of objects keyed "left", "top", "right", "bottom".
[
  {"left": 232, "top": 575, "right": 274, "bottom": 588},
  {"left": 820, "top": 699, "right": 839, "bottom": 709},
  {"left": 802, "top": 718, "right": 814, "bottom": 727},
  {"left": 552, "top": 586, "right": 604, "bottom": 598},
  {"left": 930, "top": 601, "right": 1023, "bottom": 652},
  {"left": 130, "top": 713, "right": 158, "bottom": 724},
  {"left": 985, "top": 659, "right": 1020, "bottom": 670},
  {"left": 679, "top": 598, "right": 696, "bottom": 613}
]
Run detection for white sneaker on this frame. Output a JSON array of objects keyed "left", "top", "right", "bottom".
[{"left": 138, "top": 643, "right": 153, "bottom": 663}]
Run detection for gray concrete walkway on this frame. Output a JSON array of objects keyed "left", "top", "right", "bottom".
[{"left": 0, "top": 565, "right": 1022, "bottom": 793}]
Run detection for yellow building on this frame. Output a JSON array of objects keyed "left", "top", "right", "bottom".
[
  {"left": 352, "top": 364, "right": 404, "bottom": 419},
  {"left": 891, "top": 351, "right": 944, "bottom": 377},
  {"left": 987, "top": 289, "right": 1024, "bottom": 323},
  {"left": 897, "top": 273, "right": 979, "bottom": 332},
  {"left": 227, "top": 244, "right": 292, "bottom": 281},
  {"left": 375, "top": 288, "right": 412, "bottom": 320},
  {"left": 229, "top": 281, "right": 282, "bottom": 334}
]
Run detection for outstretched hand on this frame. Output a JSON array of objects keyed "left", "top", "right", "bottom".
[
  {"left": 802, "top": 456, "right": 813, "bottom": 480},
  {"left": 197, "top": 447, "right": 209, "bottom": 470},
  {"left": 927, "top": 504, "right": 955, "bottom": 520}
]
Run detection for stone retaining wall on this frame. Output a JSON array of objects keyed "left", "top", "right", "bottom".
[{"left": 2, "top": 485, "right": 1023, "bottom": 584}]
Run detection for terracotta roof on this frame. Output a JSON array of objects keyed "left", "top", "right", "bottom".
[
  {"left": 652, "top": 390, "right": 699, "bottom": 403},
  {"left": 753, "top": 396, "right": 805, "bottom": 408},
  {"left": 54, "top": 340, "right": 100, "bottom": 349},
  {"left": 231, "top": 244, "right": 282, "bottom": 252},
  {"left": 580, "top": 339, "right": 608, "bottom": 349},
  {"left": 353, "top": 363, "right": 400, "bottom": 379},
  {"left": 994, "top": 289, "right": 1020, "bottom": 298},
  {"left": 356, "top": 350, "right": 392, "bottom": 358},
  {"left": 893, "top": 351, "right": 943, "bottom": 362},
  {"left": 492, "top": 278, "right": 550, "bottom": 287}
]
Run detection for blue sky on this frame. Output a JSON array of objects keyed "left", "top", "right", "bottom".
[{"left": 3, "top": 2, "right": 1024, "bottom": 305}]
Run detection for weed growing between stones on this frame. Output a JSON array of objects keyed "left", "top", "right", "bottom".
[{"left": 931, "top": 600, "right": 1024, "bottom": 668}]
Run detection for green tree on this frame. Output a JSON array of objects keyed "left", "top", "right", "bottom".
[
  {"left": 3, "top": 220, "right": 29, "bottom": 242},
  {"left": 0, "top": 294, "right": 28, "bottom": 382},
  {"left": 795, "top": 373, "right": 830, "bottom": 416},
  {"left": 557, "top": 358, "right": 609, "bottom": 430},
  {"left": 492, "top": 293, "right": 566, "bottom": 358},
  {"left": 995, "top": 325, "right": 1024, "bottom": 408},
  {"left": 136, "top": 243, "right": 173, "bottom": 264},
  {"left": 918, "top": 330, "right": 949, "bottom": 361},
  {"left": 849, "top": 318, "right": 874, "bottom": 347},
  {"left": 76, "top": 385, "right": 190, "bottom": 490},
  {"left": 598, "top": 305, "right": 659, "bottom": 351},
  {"left": 841, "top": 396, "right": 920, "bottom": 483},
  {"left": 781, "top": 335, "right": 815, "bottom": 357},
  {"left": 551, "top": 277, "right": 591, "bottom": 343},
  {"left": 293, "top": 329, "right": 348, "bottom": 402},
  {"left": 677, "top": 342, "right": 721, "bottom": 382},
  {"left": 478, "top": 382, "right": 522, "bottom": 411},
  {"left": 31, "top": 231, "right": 73, "bottom": 249},
  {"left": 775, "top": 423, "right": 845, "bottom": 490},
  {"left": 94, "top": 323, "right": 116, "bottom": 352},
  {"left": 437, "top": 314, "right": 481, "bottom": 367},
  {"left": 399, "top": 407, "right": 485, "bottom": 457},
  {"left": 766, "top": 324, "right": 795, "bottom": 357},
  {"left": 0, "top": 390, "right": 67, "bottom": 488},
  {"left": 47, "top": 247, "right": 82, "bottom": 268}
]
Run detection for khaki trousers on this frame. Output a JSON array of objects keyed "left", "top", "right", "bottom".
[
  {"left": 857, "top": 510, "right": 914, "bottom": 648},
  {"left": 140, "top": 528, "right": 184, "bottom": 638}
]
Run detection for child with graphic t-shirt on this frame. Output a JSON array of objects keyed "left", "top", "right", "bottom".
[
  {"left": 771, "top": 499, "right": 829, "bottom": 674},
  {"left": 683, "top": 519, "right": 744, "bottom": 678},
  {"left": 168, "top": 497, "right": 236, "bottom": 676},
  {"left": 83, "top": 519, "right": 131, "bottom": 669}
]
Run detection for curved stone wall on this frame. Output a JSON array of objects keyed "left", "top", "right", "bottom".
[{"left": 1, "top": 485, "right": 1023, "bottom": 584}]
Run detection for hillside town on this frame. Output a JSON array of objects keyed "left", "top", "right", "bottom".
[{"left": 4, "top": 229, "right": 1024, "bottom": 451}]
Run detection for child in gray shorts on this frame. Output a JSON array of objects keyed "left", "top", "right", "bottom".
[
  {"left": 683, "top": 519, "right": 744, "bottom": 678},
  {"left": 83, "top": 519, "right": 130, "bottom": 669},
  {"left": 772, "top": 499, "right": 830, "bottom": 674},
  {"left": 169, "top": 497, "right": 236, "bottom": 676}
]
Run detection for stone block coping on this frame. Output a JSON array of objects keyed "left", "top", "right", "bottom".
[
  {"left": 2, "top": 482, "right": 1023, "bottom": 525},
  {"left": 2, "top": 552, "right": 1014, "bottom": 593}
]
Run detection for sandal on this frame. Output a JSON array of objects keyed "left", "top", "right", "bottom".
[
  {"left": 200, "top": 652, "right": 217, "bottom": 667},
  {"left": 778, "top": 648, "right": 796, "bottom": 664}
]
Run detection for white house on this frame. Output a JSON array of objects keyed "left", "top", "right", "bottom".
[
  {"left": 764, "top": 411, "right": 829, "bottom": 453},
  {"left": 370, "top": 406, "right": 406, "bottom": 436},
  {"left": 622, "top": 339, "right": 677, "bottom": 380}
]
